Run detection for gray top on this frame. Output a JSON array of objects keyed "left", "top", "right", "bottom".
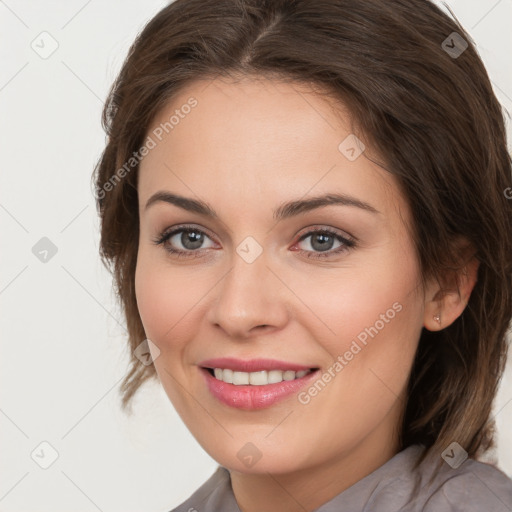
[{"left": 169, "top": 444, "right": 512, "bottom": 511}]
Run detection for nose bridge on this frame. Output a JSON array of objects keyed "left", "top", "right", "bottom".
[{"left": 207, "top": 237, "right": 288, "bottom": 337}]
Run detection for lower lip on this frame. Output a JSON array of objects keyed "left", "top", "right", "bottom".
[{"left": 200, "top": 367, "right": 320, "bottom": 410}]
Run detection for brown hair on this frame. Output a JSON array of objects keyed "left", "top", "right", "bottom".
[{"left": 93, "top": 0, "right": 512, "bottom": 467}]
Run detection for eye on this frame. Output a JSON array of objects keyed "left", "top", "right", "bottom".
[
  {"left": 153, "top": 224, "right": 356, "bottom": 260},
  {"left": 292, "top": 227, "right": 356, "bottom": 259},
  {"left": 153, "top": 224, "right": 217, "bottom": 258}
]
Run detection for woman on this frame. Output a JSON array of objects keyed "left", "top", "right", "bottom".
[{"left": 93, "top": 0, "right": 512, "bottom": 510}]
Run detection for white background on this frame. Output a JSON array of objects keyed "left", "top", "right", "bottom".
[{"left": 1, "top": 1, "right": 511, "bottom": 511}]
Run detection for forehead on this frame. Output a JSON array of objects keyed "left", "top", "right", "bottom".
[
  {"left": 138, "top": 75, "right": 409, "bottom": 231},
  {"left": 147, "top": 75, "right": 357, "bottom": 159}
]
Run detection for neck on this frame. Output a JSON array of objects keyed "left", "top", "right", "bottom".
[{"left": 230, "top": 424, "right": 401, "bottom": 512}]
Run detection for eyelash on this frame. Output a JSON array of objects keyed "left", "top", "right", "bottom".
[{"left": 152, "top": 224, "right": 356, "bottom": 260}]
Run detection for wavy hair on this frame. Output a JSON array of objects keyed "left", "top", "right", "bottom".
[{"left": 93, "top": 0, "right": 512, "bottom": 468}]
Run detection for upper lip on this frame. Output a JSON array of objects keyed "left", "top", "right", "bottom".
[{"left": 198, "top": 357, "right": 316, "bottom": 372}]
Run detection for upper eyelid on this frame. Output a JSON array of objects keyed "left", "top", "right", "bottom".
[
  {"left": 159, "top": 223, "right": 217, "bottom": 241},
  {"left": 297, "top": 226, "right": 354, "bottom": 242}
]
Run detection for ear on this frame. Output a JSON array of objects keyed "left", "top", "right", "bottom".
[{"left": 423, "top": 237, "right": 479, "bottom": 331}]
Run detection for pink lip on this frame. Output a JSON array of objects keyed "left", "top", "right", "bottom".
[
  {"left": 199, "top": 365, "right": 320, "bottom": 410},
  {"left": 198, "top": 357, "right": 314, "bottom": 372}
]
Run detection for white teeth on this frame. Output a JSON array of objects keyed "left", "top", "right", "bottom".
[
  {"left": 268, "top": 370, "right": 284, "bottom": 384},
  {"left": 232, "top": 371, "right": 249, "bottom": 385},
  {"left": 223, "top": 368, "right": 234, "bottom": 383},
  {"left": 249, "top": 371, "right": 268, "bottom": 385},
  {"left": 211, "top": 368, "right": 313, "bottom": 385}
]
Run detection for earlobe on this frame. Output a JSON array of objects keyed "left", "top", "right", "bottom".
[
  {"left": 423, "top": 283, "right": 446, "bottom": 332},
  {"left": 423, "top": 248, "right": 479, "bottom": 332}
]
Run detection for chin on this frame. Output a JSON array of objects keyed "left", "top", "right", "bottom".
[{"left": 201, "top": 438, "right": 316, "bottom": 475}]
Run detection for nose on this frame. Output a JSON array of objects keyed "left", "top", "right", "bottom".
[{"left": 206, "top": 246, "right": 290, "bottom": 339}]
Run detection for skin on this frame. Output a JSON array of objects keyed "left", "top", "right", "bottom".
[{"left": 135, "top": 75, "right": 478, "bottom": 512}]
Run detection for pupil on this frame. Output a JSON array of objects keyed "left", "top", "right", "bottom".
[
  {"left": 311, "top": 233, "right": 333, "bottom": 252},
  {"left": 182, "top": 230, "right": 204, "bottom": 250}
]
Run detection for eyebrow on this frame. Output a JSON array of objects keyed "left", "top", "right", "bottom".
[{"left": 144, "top": 191, "right": 380, "bottom": 219}]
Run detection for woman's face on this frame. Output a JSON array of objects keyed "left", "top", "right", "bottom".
[{"left": 135, "top": 76, "right": 427, "bottom": 474}]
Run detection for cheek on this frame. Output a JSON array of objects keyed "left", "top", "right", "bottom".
[
  {"left": 333, "top": 248, "right": 423, "bottom": 392},
  {"left": 295, "top": 246, "right": 424, "bottom": 415},
  {"left": 134, "top": 245, "right": 220, "bottom": 361},
  {"left": 293, "top": 269, "right": 423, "bottom": 455},
  {"left": 294, "top": 250, "right": 422, "bottom": 354},
  {"left": 134, "top": 247, "right": 191, "bottom": 345}
]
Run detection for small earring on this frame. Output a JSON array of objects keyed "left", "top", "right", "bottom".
[{"left": 434, "top": 313, "right": 441, "bottom": 324}]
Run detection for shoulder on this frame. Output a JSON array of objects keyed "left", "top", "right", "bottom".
[
  {"left": 421, "top": 457, "right": 512, "bottom": 512},
  {"left": 364, "top": 445, "right": 512, "bottom": 512}
]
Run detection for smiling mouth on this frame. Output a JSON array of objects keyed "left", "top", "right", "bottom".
[{"left": 203, "top": 367, "right": 320, "bottom": 385}]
